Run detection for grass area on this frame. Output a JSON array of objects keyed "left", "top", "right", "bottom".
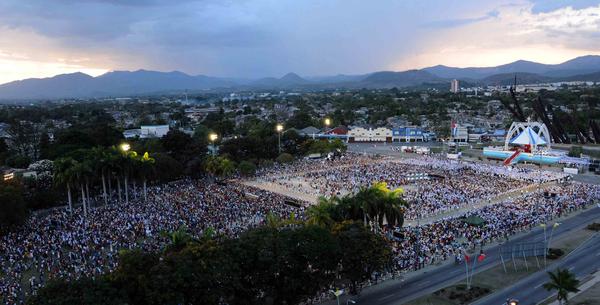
[{"left": 411, "top": 228, "right": 595, "bottom": 305}]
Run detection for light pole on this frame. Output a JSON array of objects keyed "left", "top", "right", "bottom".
[
  {"left": 547, "top": 222, "right": 560, "bottom": 257},
  {"left": 209, "top": 133, "right": 218, "bottom": 156},
  {"left": 329, "top": 289, "right": 344, "bottom": 305},
  {"left": 541, "top": 223, "right": 547, "bottom": 267},
  {"left": 324, "top": 117, "right": 331, "bottom": 129},
  {"left": 276, "top": 123, "right": 284, "bottom": 154}
]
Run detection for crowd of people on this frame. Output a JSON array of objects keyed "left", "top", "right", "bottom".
[
  {"left": 388, "top": 182, "right": 600, "bottom": 273},
  {"left": 1, "top": 153, "right": 595, "bottom": 304},
  {"left": 254, "top": 155, "right": 557, "bottom": 220},
  {"left": 0, "top": 180, "right": 300, "bottom": 304}
]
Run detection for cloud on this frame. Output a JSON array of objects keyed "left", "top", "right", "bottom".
[
  {"left": 529, "top": 0, "right": 600, "bottom": 13},
  {"left": 0, "top": 0, "right": 598, "bottom": 83},
  {"left": 424, "top": 9, "right": 500, "bottom": 28}
]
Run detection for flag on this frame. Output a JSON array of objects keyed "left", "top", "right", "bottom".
[
  {"left": 477, "top": 254, "right": 486, "bottom": 262},
  {"left": 451, "top": 121, "right": 457, "bottom": 137}
]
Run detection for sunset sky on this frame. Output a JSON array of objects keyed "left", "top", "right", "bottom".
[{"left": 0, "top": 0, "right": 599, "bottom": 84}]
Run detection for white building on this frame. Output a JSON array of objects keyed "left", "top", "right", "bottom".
[
  {"left": 450, "top": 79, "right": 460, "bottom": 93},
  {"left": 124, "top": 125, "right": 170, "bottom": 139},
  {"left": 348, "top": 127, "right": 392, "bottom": 142}
]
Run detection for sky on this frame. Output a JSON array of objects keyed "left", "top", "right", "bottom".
[{"left": 0, "top": 0, "right": 599, "bottom": 84}]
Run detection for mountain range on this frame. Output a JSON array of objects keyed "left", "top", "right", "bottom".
[{"left": 2, "top": 55, "right": 600, "bottom": 100}]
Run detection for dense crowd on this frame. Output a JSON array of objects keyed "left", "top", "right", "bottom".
[
  {"left": 254, "top": 155, "right": 561, "bottom": 220},
  {"left": 0, "top": 180, "right": 299, "bottom": 304},
  {"left": 0, "top": 154, "right": 593, "bottom": 305},
  {"left": 389, "top": 182, "right": 600, "bottom": 272}
]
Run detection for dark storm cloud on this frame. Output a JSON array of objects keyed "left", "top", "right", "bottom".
[{"left": 0, "top": 0, "right": 597, "bottom": 78}]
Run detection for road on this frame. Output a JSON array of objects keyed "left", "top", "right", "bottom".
[
  {"left": 337, "top": 206, "right": 600, "bottom": 305},
  {"left": 473, "top": 232, "right": 600, "bottom": 305}
]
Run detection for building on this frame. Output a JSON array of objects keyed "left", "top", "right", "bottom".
[
  {"left": 392, "top": 127, "right": 426, "bottom": 142},
  {"left": 124, "top": 125, "right": 170, "bottom": 139},
  {"left": 450, "top": 122, "right": 469, "bottom": 142},
  {"left": 450, "top": 79, "right": 460, "bottom": 93},
  {"left": 348, "top": 127, "right": 392, "bottom": 142}
]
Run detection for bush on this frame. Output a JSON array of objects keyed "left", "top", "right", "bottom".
[
  {"left": 568, "top": 146, "right": 583, "bottom": 158},
  {"left": 587, "top": 222, "right": 600, "bottom": 231},
  {"left": 276, "top": 153, "right": 294, "bottom": 164},
  {"left": 238, "top": 161, "right": 257, "bottom": 176}
]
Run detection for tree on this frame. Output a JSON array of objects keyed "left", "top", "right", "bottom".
[
  {"left": 306, "top": 197, "right": 336, "bottom": 228},
  {"left": 276, "top": 153, "right": 294, "bottom": 163},
  {"left": 238, "top": 160, "right": 257, "bottom": 176},
  {"left": 139, "top": 152, "right": 156, "bottom": 201},
  {"left": 0, "top": 183, "right": 27, "bottom": 234},
  {"left": 204, "top": 156, "right": 236, "bottom": 178},
  {"left": 25, "top": 277, "right": 126, "bottom": 305},
  {"left": 543, "top": 268, "right": 580, "bottom": 305},
  {"left": 53, "top": 157, "right": 78, "bottom": 214},
  {"left": 333, "top": 221, "right": 392, "bottom": 295}
]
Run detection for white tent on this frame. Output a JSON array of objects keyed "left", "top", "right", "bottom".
[{"left": 510, "top": 127, "right": 547, "bottom": 146}]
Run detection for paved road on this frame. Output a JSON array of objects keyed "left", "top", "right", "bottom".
[
  {"left": 338, "top": 206, "right": 600, "bottom": 305},
  {"left": 473, "top": 232, "right": 600, "bottom": 305}
]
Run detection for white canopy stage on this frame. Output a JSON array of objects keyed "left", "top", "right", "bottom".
[{"left": 504, "top": 122, "right": 551, "bottom": 151}]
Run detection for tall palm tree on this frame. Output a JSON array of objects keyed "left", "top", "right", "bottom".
[
  {"left": 71, "top": 160, "right": 91, "bottom": 216},
  {"left": 543, "top": 268, "right": 580, "bottom": 305},
  {"left": 118, "top": 150, "right": 138, "bottom": 205},
  {"left": 89, "top": 147, "right": 110, "bottom": 205},
  {"left": 138, "top": 152, "right": 156, "bottom": 202},
  {"left": 306, "top": 196, "right": 335, "bottom": 227},
  {"left": 53, "top": 157, "right": 77, "bottom": 214}
]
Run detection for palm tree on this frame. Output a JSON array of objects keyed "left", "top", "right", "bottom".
[
  {"left": 53, "top": 157, "right": 77, "bottom": 214},
  {"left": 71, "top": 160, "right": 92, "bottom": 216},
  {"left": 306, "top": 197, "right": 335, "bottom": 227},
  {"left": 543, "top": 268, "right": 580, "bottom": 305},
  {"left": 138, "top": 152, "right": 156, "bottom": 201},
  {"left": 161, "top": 225, "right": 194, "bottom": 253},
  {"left": 118, "top": 150, "right": 138, "bottom": 205},
  {"left": 89, "top": 147, "right": 110, "bottom": 205}
]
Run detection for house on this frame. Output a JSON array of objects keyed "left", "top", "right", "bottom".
[
  {"left": 124, "top": 125, "right": 170, "bottom": 139},
  {"left": 392, "top": 127, "right": 426, "bottom": 142},
  {"left": 298, "top": 126, "right": 321, "bottom": 138},
  {"left": 348, "top": 127, "right": 392, "bottom": 142}
]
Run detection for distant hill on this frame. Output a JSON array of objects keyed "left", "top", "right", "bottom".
[
  {"left": 358, "top": 70, "right": 444, "bottom": 88},
  {"left": 479, "top": 72, "right": 554, "bottom": 86},
  {"left": 423, "top": 55, "right": 600, "bottom": 79},
  {"left": 2, "top": 55, "right": 600, "bottom": 100},
  {"left": 252, "top": 73, "right": 311, "bottom": 88}
]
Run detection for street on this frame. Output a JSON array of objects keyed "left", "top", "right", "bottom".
[{"left": 335, "top": 206, "right": 600, "bottom": 305}]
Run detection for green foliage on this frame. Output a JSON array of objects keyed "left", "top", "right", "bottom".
[
  {"left": 238, "top": 160, "right": 257, "bottom": 176},
  {"left": 26, "top": 277, "right": 126, "bottom": 305},
  {"left": 204, "top": 156, "right": 236, "bottom": 178},
  {"left": 333, "top": 221, "right": 392, "bottom": 294},
  {"left": 276, "top": 153, "right": 294, "bottom": 163},
  {"left": 0, "top": 183, "right": 27, "bottom": 234},
  {"left": 5, "top": 154, "right": 31, "bottom": 168},
  {"left": 31, "top": 218, "right": 392, "bottom": 304},
  {"left": 567, "top": 146, "right": 583, "bottom": 158},
  {"left": 305, "top": 139, "right": 347, "bottom": 155},
  {"left": 543, "top": 268, "right": 580, "bottom": 304}
]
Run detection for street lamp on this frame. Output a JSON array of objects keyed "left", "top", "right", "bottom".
[
  {"left": 507, "top": 299, "right": 519, "bottom": 305},
  {"left": 120, "top": 143, "right": 130, "bottom": 152},
  {"left": 276, "top": 123, "right": 284, "bottom": 154},
  {"left": 324, "top": 118, "right": 331, "bottom": 128},
  {"left": 329, "top": 289, "right": 344, "bottom": 305},
  {"left": 209, "top": 133, "right": 218, "bottom": 156}
]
